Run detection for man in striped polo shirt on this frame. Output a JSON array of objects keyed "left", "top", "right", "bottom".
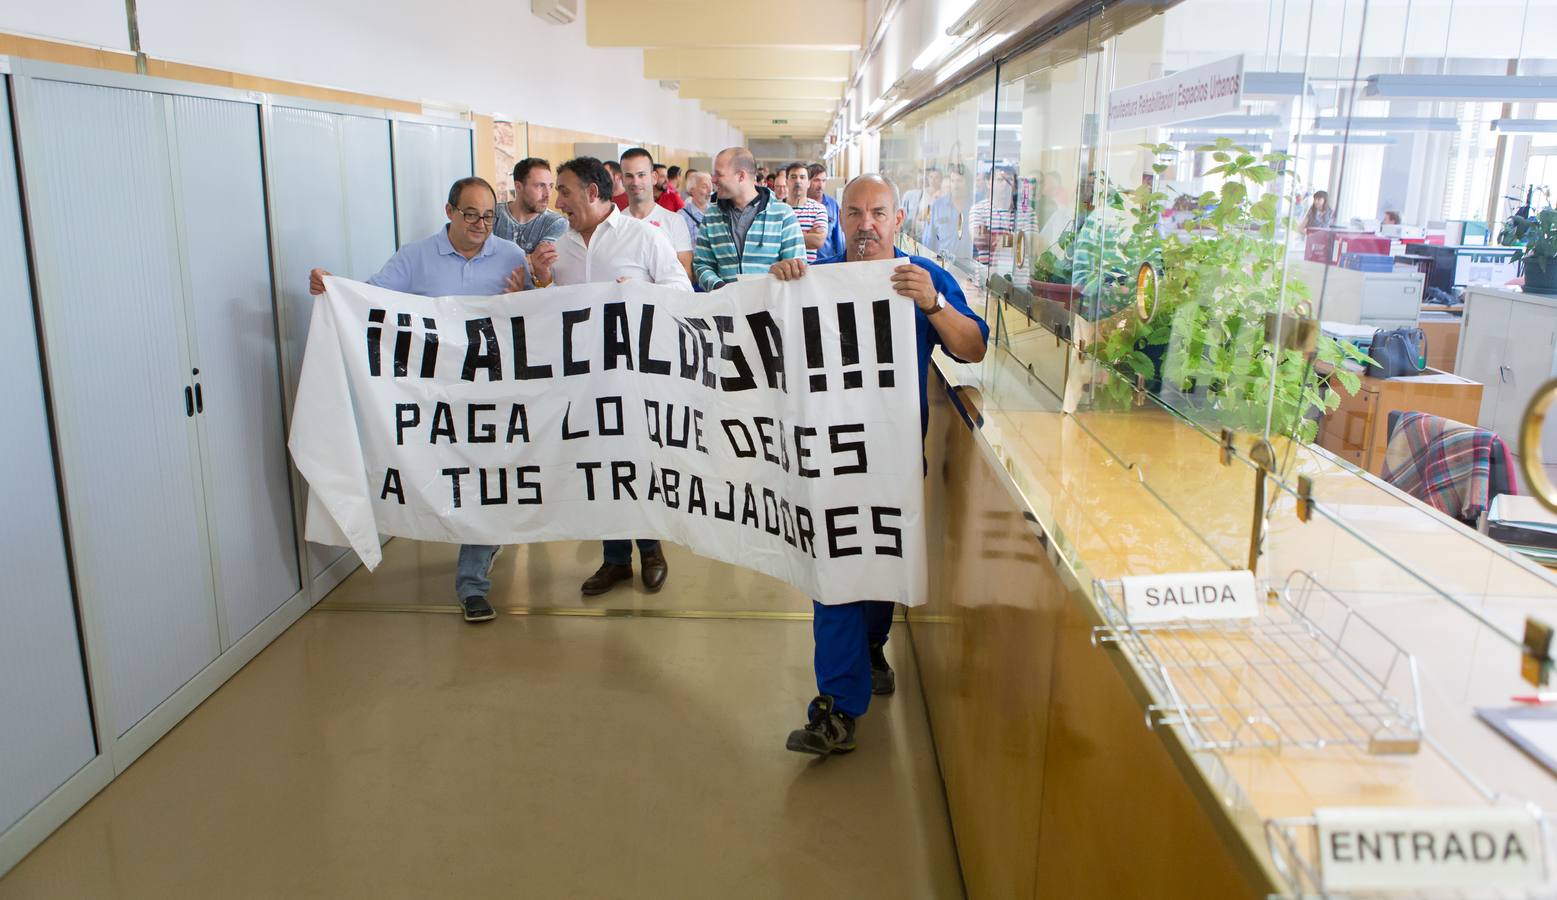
[
  {"left": 783, "top": 162, "right": 830, "bottom": 262},
  {"left": 693, "top": 147, "right": 805, "bottom": 290}
]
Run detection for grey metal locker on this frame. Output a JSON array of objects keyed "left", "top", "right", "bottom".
[
  {"left": 0, "top": 75, "right": 98, "bottom": 835},
  {"left": 14, "top": 78, "right": 220, "bottom": 737},
  {"left": 169, "top": 94, "right": 301, "bottom": 643},
  {"left": 267, "top": 104, "right": 395, "bottom": 580},
  {"left": 391, "top": 118, "right": 474, "bottom": 247}
]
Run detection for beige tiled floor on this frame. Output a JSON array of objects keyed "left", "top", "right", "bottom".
[
  {"left": 321, "top": 538, "right": 816, "bottom": 617},
  {"left": 0, "top": 540, "right": 962, "bottom": 900}
]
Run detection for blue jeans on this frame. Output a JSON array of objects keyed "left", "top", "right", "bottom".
[
  {"left": 812, "top": 600, "right": 895, "bottom": 718},
  {"left": 456, "top": 544, "right": 499, "bottom": 600},
  {"left": 602, "top": 539, "right": 660, "bottom": 565}
]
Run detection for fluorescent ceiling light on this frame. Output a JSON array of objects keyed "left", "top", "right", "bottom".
[
  {"left": 1169, "top": 131, "right": 1273, "bottom": 144},
  {"left": 1180, "top": 114, "right": 1282, "bottom": 129},
  {"left": 936, "top": 44, "right": 982, "bottom": 86},
  {"left": 1313, "top": 115, "right": 1458, "bottom": 132},
  {"left": 1492, "top": 118, "right": 1557, "bottom": 134},
  {"left": 881, "top": 98, "right": 909, "bottom": 121},
  {"left": 1364, "top": 73, "right": 1557, "bottom": 101},
  {"left": 913, "top": 33, "right": 959, "bottom": 71},
  {"left": 1242, "top": 71, "right": 1312, "bottom": 98},
  {"left": 865, "top": 96, "right": 886, "bottom": 116},
  {"left": 1296, "top": 134, "right": 1399, "bottom": 145}
]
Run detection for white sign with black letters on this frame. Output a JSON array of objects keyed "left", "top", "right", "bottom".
[
  {"left": 1316, "top": 806, "right": 1548, "bottom": 891},
  {"left": 1119, "top": 570, "right": 1259, "bottom": 624},
  {"left": 1107, "top": 54, "right": 1246, "bottom": 131},
  {"left": 287, "top": 259, "right": 927, "bottom": 606}
]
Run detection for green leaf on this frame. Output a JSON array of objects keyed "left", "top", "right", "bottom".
[{"left": 1213, "top": 151, "right": 1231, "bottom": 163}]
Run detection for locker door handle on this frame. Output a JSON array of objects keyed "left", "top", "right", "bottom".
[
  {"left": 194, "top": 383, "right": 204, "bottom": 414},
  {"left": 184, "top": 386, "right": 194, "bottom": 417}
]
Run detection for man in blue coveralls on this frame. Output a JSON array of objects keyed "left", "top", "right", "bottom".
[{"left": 769, "top": 173, "right": 989, "bottom": 755}]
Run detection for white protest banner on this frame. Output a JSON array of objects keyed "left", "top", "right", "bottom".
[
  {"left": 1107, "top": 54, "right": 1245, "bottom": 132},
  {"left": 287, "top": 258, "right": 927, "bottom": 606}
]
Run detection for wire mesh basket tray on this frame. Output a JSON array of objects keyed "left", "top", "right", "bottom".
[{"left": 1091, "top": 570, "right": 1425, "bottom": 755}]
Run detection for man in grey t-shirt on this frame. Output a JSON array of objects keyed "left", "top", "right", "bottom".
[{"left": 495, "top": 157, "right": 568, "bottom": 252}]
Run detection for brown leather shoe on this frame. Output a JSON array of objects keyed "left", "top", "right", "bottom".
[
  {"left": 582, "top": 562, "right": 633, "bottom": 596},
  {"left": 641, "top": 550, "right": 669, "bottom": 593}
]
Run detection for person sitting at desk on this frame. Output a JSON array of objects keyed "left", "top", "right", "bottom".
[{"left": 1302, "top": 190, "right": 1336, "bottom": 230}]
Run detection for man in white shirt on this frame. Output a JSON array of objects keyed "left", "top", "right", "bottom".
[
  {"left": 620, "top": 147, "right": 695, "bottom": 283},
  {"left": 528, "top": 156, "right": 690, "bottom": 595}
]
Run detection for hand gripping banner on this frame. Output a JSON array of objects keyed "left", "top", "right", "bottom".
[{"left": 287, "top": 258, "right": 927, "bottom": 606}]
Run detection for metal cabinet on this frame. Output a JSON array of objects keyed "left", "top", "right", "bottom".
[
  {"left": 391, "top": 117, "right": 475, "bottom": 247},
  {"left": 0, "top": 74, "right": 97, "bottom": 838},
  {"left": 266, "top": 103, "right": 397, "bottom": 585},
  {"left": 1458, "top": 287, "right": 1557, "bottom": 464},
  {"left": 13, "top": 74, "right": 301, "bottom": 738}
]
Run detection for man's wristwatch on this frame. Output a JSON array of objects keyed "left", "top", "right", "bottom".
[{"left": 924, "top": 293, "right": 947, "bottom": 315}]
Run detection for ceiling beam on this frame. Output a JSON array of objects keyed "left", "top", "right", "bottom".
[
  {"left": 587, "top": 0, "right": 863, "bottom": 49},
  {"left": 680, "top": 79, "right": 843, "bottom": 101},
  {"left": 722, "top": 111, "right": 834, "bottom": 121},
  {"left": 644, "top": 48, "right": 852, "bottom": 82},
  {"left": 701, "top": 98, "right": 838, "bottom": 115},
  {"left": 727, "top": 117, "right": 835, "bottom": 129}
]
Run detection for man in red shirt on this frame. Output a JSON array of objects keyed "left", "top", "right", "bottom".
[
  {"left": 605, "top": 160, "right": 629, "bottom": 210},
  {"left": 652, "top": 163, "right": 685, "bottom": 212}
]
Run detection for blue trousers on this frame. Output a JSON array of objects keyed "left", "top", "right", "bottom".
[
  {"left": 812, "top": 600, "right": 895, "bottom": 718},
  {"left": 603, "top": 539, "right": 660, "bottom": 565},
  {"left": 455, "top": 544, "right": 499, "bottom": 600}
]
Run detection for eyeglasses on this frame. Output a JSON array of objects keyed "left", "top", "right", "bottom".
[{"left": 457, "top": 207, "right": 497, "bottom": 225}]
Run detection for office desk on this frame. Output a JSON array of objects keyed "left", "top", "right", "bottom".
[{"left": 1316, "top": 365, "right": 1482, "bottom": 475}]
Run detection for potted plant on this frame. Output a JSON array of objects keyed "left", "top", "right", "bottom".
[
  {"left": 1499, "top": 203, "right": 1557, "bottom": 295},
  {"left": 1079, "top": 139, "right": 1372, "bottom": 441}
]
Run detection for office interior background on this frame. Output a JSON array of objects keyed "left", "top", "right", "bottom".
[{"left": 5, "top": 0, "right": 1557, "bottom": 897}]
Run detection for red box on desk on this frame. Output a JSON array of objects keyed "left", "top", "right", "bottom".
[{"left": 1304, "top": 229, "right": 1392, "bottom": 265}]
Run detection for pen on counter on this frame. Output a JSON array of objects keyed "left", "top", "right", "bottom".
[{"left": 1511, "top": 692, "right": 1557, "bottom": 704}]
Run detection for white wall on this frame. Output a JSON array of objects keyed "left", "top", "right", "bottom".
[
  {"left": 0, "top": 0, "right": 742, "bottom": 153},
  {"left": 0, "top": 0, "right": 129, "bottom": 52}
]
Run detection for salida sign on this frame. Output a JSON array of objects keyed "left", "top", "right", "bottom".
[{"left": 288, "top": 259, "right": 928, "bottom": 606}]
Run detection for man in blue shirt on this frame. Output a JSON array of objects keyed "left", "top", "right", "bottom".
[
  {"left": 807, "top": 163, "right": 846, "bottom": 260},
  {"left": 769, "top": 173, "right": 989, "bottom": 755},
  {"left": 308, "top": 176, "right": 531, "bottom": 624}
]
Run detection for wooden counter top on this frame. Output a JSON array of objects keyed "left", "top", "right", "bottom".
[{"left": 927, "top": 345, "right": 1557, "bottom": 894}]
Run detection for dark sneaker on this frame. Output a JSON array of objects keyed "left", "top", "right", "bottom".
[
  {"left": 582, "top": 562, "right": 633, "bottom": 596},
  {"left": 870, "top": 642, "right": 896, "bottom": 696},
  {"left": 460, "top": 594, "right": 496, "bottom": 623},
  {"left": 785, "top": 695, "right": 857, "bottom": 756}
]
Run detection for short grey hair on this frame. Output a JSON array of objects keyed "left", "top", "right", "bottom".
[{"left": 842, "top": 173, "right": 899, "bottom": 211}]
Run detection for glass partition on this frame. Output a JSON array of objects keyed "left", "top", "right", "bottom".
[
  {"left": 881, "top": 71, "right": 997, "bottom": 320},
  {"left": 901, "top": 1, "right": 1557, "bottom": 890},
  {"left": 889, "top": 0, "right": 1557, "bottom": 607}
]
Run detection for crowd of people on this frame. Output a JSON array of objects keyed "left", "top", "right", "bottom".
[{"left": 307, "top": 145, "right": 990, "bottom": 757}]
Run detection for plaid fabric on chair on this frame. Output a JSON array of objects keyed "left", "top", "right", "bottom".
[{"left": 1382, "top": 411, "right": 1515, "bottom": 523}]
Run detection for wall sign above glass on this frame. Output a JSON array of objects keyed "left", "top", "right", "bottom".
[{"left": 1106, "top": 54, "right": 1244, "bottom": 132}]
